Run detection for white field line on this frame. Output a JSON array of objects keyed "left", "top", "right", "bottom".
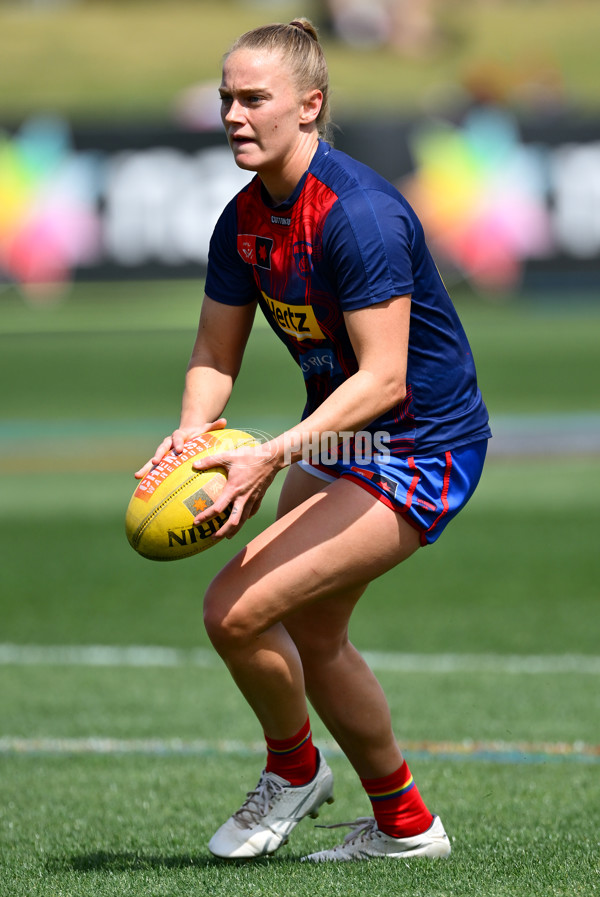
[
  {"left": 0, "top": 735, "right": 597, "bottom": 763},
  {"left": 1, "top": 643, "right": 599, "bottom": 675},
  {"left": 1, "top": 644, "right": 598, "bottom": 764}
]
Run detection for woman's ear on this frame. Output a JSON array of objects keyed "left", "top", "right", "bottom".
[{"left": 300, "top": 89, "right": 323, "bottom": 125}]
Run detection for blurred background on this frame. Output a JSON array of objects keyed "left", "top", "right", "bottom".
[
  {"left": 0, "top": 0, "right": 598, "bottom": 651},
  {"left": 1, "top": 0, "right": 600, "bottom": 297}
]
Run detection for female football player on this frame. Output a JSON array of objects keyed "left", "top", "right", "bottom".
[{"left": 136, "top": 18, "right": 490, "bottom": 862}]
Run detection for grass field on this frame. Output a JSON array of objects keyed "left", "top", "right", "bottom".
[{"left": 1, "top": 282, "right": 599, "bottom": 896}]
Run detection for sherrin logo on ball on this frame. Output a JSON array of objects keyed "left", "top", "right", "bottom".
[{"left": 125, "top": 428, "right": 259, "bottom": 561}]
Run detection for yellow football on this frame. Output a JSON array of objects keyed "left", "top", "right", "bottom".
[{"left": 125, "top": 428, "right": 259, "bottom": 561}]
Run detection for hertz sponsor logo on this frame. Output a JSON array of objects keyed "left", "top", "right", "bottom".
[{"left": 261, "top": 291, "right": 324, "bottom": 341}]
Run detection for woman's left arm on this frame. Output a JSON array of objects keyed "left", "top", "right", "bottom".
[
  {"left": 278, "top": 293, "right": 411, "bottom": 457},
  {"left": 190, "top": 295, "right": 411, "bottom": 539}
]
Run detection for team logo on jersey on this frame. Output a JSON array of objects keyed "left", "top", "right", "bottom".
[
  {"left": 237, "top": 234, "right": 273, "bottom": 269},
  {"left": 293, "top": 240, "right": 313, "bottom": 279},
  {"left": 261, "top": 291, "right": 325, "bottom": 341}
]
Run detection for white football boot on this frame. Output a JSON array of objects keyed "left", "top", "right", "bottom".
[
  {"left": 302, "top": 814, "right": 451, "bottom": 862},
  {"left": 208, "top": 751, "right": 334, "bottom": 859}
]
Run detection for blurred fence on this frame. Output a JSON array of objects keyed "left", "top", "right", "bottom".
[{"left": 1, "top": 110, "right": 599, "bottom": 298}]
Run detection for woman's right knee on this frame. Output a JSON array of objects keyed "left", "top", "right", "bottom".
[{"left": 202, "top": 572, "right": 256, "bottom": 657}]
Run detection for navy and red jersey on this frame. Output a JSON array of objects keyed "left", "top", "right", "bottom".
[{"left": 204, "top": 140, "right": 491, "bottom": 458}]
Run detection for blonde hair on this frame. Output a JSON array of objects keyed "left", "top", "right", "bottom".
[{"left": 226, "top": 18, "right": 332, "bottom": 142}]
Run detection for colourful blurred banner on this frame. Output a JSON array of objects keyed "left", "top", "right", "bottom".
[
  {"left": 1, "top": 112, "right": 599, "bottom": 299},
  {"left": 401, "top": 108, "right": 554, "bottom": 292},
  {"left": 0, "top": 119, "right": 102, "bottom": 300}
]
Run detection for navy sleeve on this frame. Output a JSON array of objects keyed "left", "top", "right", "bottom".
[
  {"left": 204, "top": 196, "right": 258, "bottom": 306},
  {"left": 322, "top": 188, "right": 416, "bottom": 311}
]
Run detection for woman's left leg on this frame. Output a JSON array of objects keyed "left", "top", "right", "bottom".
[{"left": 203, "top": 476, "right": 420, "bottom": 745}]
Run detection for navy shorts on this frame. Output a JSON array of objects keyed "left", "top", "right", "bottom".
[{"left": 298, "top": 439, "right": 488, "bottom": 545}]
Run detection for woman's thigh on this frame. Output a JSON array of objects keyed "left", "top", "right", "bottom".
[
  {"left": 276, "top": 461, "right": 333, "bottom": 519},
  {"left": 203, "top": 468, "right": 421, "bottom": 639}
]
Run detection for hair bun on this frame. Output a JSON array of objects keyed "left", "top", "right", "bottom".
[{"left": 289, "top": 18, "right": 319, "bottom": 41}]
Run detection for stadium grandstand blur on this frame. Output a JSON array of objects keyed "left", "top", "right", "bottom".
[{"left": 1, "top": 0, "right": 599, "bottom": 297}]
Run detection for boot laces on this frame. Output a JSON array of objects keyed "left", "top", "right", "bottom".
[
  {"left": 232, "top": 772, "right": 286, "bottom": 829},
  {"left": 316, "top": 816, "right": 379, "bottom": 845}
]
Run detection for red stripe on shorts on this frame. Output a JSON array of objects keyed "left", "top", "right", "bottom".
[
  {"left": 404, "top": 457, "right": 421, "bottom": 510},
  {"left": 426, "top": 451, "right": 453, "bottom": 536},
  {"left": 342, "top": 474, "right": 397, "bottom": 511},
  {"left": 341, "top": 474, "right": 426, "bottom": 539}
]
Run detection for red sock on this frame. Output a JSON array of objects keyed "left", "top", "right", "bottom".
[
  {"left": 264, "top": 718, "right": 318, "bottom": 786},
  {"left": 361, "top": 760, "right": 434, "bottom": 838}
]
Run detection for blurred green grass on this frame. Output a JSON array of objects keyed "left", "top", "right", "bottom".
[
  {"left": 2, "top": 281, "right": 600, "bottom": 422},
  {"left": 3, "top": 662, "right": 599, "bottom": 743},
  {"left": 0, "top": 282, "right": 598, "bottom": 655},
  {"left": 1, "top": 0, "right": 599, "bottom": 119},
  {"left": 1, "top": 465, "right": 598, "bottom": 653}
]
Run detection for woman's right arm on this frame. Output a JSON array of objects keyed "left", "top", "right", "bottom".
[{"left": 134, "top": 294, "right": 256, "bottom": 478}]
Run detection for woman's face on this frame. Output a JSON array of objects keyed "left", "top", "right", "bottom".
[{"left": 219, "top": 47, "right": 318, "bottom": 178}]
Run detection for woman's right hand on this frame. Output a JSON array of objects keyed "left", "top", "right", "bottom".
[{"left": 133, "top": 417, "right": 228, "bottom": 480}]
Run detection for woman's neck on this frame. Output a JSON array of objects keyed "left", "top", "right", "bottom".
[{"left": 259, "top": 133, "right": 320, "bottom": 205}]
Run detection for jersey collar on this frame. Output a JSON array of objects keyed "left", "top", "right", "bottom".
[{"left": 259, "top": 139, "right": 332, "bottom": 211}]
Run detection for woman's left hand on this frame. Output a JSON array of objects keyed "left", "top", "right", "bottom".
[{"left": 191, "top": 442, "right": 281, "bottom": 539}]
